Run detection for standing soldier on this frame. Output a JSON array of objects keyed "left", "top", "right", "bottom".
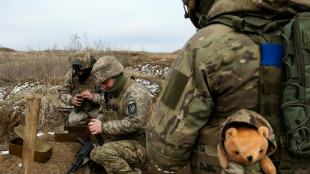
[
  {"left": 146, "top": 0, "right": 310, "bottom": 174},
  {"left": 58, "top": 51, "right": 104, "bottom": 126},
  {"left": 88, "top": 56, "right": 152, "bottom": 173}
]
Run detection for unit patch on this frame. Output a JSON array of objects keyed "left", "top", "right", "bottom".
[{"left": 128, "top": 99, "right": 137, "bottom": 114}]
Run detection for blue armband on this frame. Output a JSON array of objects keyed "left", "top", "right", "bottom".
[{"left": 260, "top": 43, "right": 285, "bottom": 68}]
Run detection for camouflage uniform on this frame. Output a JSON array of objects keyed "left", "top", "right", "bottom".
[
  {"left": 146, "top": 0, "right": 310, "bottom": 173},
  {"left": 146, "top": 21, "right": 260, "bottom": 174},
  {"left": 58, "top": 51, "right": 104, "bottom": 126},
  {"left": 90, "top": 56, "right": 152, "bottom": 174}
]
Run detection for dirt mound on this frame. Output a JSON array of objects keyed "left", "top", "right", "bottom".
[{"left": 0, "top": 47, "right": 15, "bottom": 52}]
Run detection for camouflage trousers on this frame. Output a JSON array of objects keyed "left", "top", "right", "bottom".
[
  {"left": 90, "top": 139, "right": 146, "bottom": 174},
  {"left": 67, "top": 107, "right": 99, "bottom": 126}
]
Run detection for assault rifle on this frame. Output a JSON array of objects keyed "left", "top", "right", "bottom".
[
  {"left": 65, "top": 137, "right": 106, "bottom": 174},
  {"left": 65, "top": 138, "right": 93, "bottom": 174}
]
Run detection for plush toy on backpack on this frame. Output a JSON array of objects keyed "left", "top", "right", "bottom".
[{"left": 217, "top": 109, "right": 277, "bottom": 174}]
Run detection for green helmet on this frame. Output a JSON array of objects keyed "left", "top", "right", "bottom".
[
  {"left": 69, "top": 51, "right": 96, "bottom": 71},
  {"left": 219, "top": 109, "right": 277, "bottom": 157},
  {"left": 91, "top": 56, "right": 124, "bottom": 89}
]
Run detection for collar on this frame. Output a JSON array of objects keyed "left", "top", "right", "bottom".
[{"left": 107, "top": 73, "right": 129, "bottom": 97}]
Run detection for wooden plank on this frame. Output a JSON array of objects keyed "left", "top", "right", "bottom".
[{"left": 22, "top": 95, "right": 41, "bottom": 174}]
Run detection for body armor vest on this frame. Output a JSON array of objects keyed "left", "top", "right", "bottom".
[
  {"left": 101, "top": 80, "right": 147, "bottom": 143},
  {"left": 101, "top": 79, "right": 133, "bottom": 122}
]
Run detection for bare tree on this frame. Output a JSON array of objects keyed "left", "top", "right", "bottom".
[{"left": 65, "top": 33, "right": 82, "bottom": 51}]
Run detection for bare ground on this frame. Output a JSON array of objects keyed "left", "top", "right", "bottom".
[{"left": 0, "top": 122, "right": 190, "bottom": 174}]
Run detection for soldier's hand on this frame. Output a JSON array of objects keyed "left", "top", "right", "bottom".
[
  {"left": 88, "top": 119, "right": 102, "bottom": 134},
  {"left": 81, "top": 90, "right": 93, "bottom": 101},
  {"left": 72, "top": 94, "right": 83, "bottom": 106}
]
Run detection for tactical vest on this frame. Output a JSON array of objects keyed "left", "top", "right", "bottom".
[
  {"left": 101, "top": 79, "right": 133, "bottom": 121},
  {"left": 101, "top": 79, "right": 152, "bottom": 143},
  {"left": 101, "top": 80, "right": 138, "bottom": 141},
  {"left": 72, "top": 75, "right": 97, "bottom": 112}
]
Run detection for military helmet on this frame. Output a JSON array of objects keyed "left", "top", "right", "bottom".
[
  {"left": 182, "top": 0, "right": 302, "bottom": 29},
  {"left": 182, "top": 0, "right": 215, "bottom": 29},
  {"left": 91, "top": 56, "right": 124, "bottom": 88},
  {"left": 219, "top": 109, "right": 277, "bottom": 157},
  {"left": 69, "top": 51, "right": 96, "bottom": 71}
]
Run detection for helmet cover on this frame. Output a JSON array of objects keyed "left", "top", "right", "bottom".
[
  {"left": 69, "top": 51, "right": 95, "bottom": 71},
  {"left": 91, "top": 56, "right": 124, "bottom": 89}
]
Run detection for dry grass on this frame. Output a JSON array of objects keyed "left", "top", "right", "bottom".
[
  {"left": 0, "top": 49, "right": 175, "bottom": 82},
  {"left": 0, "top": 50, "right": 70, "bottom": 82},
  {"left": 0, "top": 48, "right": 180, "bottom": 173},
  {"left": 0, "top": 49, "right": 177, "bottom": 145}
]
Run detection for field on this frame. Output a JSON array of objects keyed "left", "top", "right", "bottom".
[{"left": 0, "top": 49, "right": 190, "bottom": 173}]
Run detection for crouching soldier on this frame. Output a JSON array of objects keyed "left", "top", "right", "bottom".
[
  {"left": 88, "top": 56, "right": 152, "bottom": 173},
  {"left": 58, "top": 51, "right": 104, "bottom": 126}
]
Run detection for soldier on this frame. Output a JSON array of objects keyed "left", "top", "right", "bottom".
[
  {"left": 146, "top": 0, "right": 310, "bottom": 174},
  {"left": 58, "top": 51, "right": 104, "bottom": 126},
  {"left": 88, "top": 56, "right": 152, "bottom": 173}
]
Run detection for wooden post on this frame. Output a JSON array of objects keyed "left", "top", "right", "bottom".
[{"left": 22, "top": 95, "right": 41, "bottom": 174}]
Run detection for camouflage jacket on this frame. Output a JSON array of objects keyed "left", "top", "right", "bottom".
[
  {"left": 100, "top": 76, "right": 152, "bottom": 136},
  {"left": 58, "top": 69, "right": 105, "bottom": 108},
  {"left": 146, "top": 0, "right": 310, "bottom": 173},
  {"left": 146, "top": 23, "right": 261, "bottom": 170}
]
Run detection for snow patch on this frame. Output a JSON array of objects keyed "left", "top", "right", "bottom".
[
  {"left": 0, "top": 151, "right": 9, "bottom": 155},
  {"left": 37, "top": 132, "right": 44, "bottom": 136}
]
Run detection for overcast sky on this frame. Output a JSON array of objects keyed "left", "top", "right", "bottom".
[{"left": 0, "top": 0, "right": 196, "bottom": 52}]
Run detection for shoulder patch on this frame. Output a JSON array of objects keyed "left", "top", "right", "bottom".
[
  {"left": 160, "top": 70, "right": 189, "bottom": 110},
  {"left": 128, "top": 99, "right": 137, "bottom": 114}
]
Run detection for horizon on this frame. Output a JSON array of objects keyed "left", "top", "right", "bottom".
[{"left": 0, "top": 0, "right": 196, "bottom": 53}]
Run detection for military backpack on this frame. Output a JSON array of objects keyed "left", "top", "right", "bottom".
[
  {"left": 281, "top": 12, "right": 310, "bottom": 157},
  {"left": 204, "top": 1, "right": 310, "bottom": 160}
]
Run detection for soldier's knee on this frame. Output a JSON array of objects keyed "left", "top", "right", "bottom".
[
  {"left": 68, "top": 114, "right": 88, "bottom": 126},
  {"left": 68, "top": 119, "right": 77, "bottom": 126},
  {"left": 68, "top": 119, "right": 83, "bottom": 126},
  {"left": 90, "top": 147, "right": 100, "bottom": 162},
  {"left": 90, "top": 145, "right": 117, "bottom": 163}
]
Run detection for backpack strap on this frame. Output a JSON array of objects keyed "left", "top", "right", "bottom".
[{"left": 208, "top": 14, "right": 290, "bottom": 44}]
